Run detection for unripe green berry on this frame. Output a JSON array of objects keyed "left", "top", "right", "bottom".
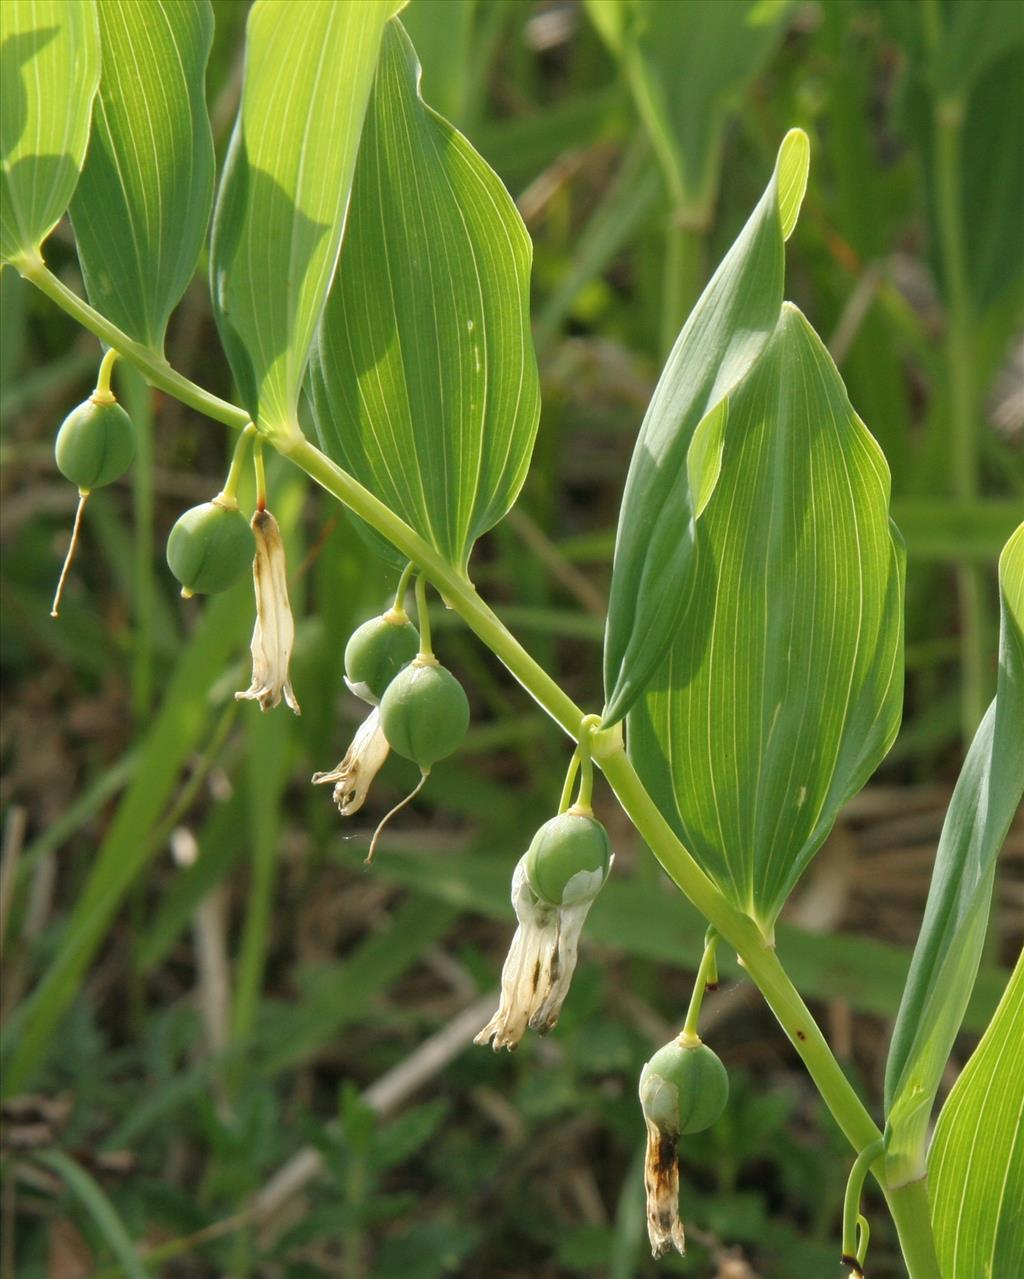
[
  {"left": 379, "top": 657, "right": 470, "bottom": 770},
  {"left": 525, "top": 810, "right": 611, "bottom": 906},
  {"left": 166, "top": 500, "right": 254, "bottom": 595},
  {"left": 639, "top": 1040, "right": 729, "bottom": 1136},
  {"left": 345, "top": 613, "right": 420, "bottom": 703},
  {"left": 55, "top": 397, "right": 135, "bottom": 490}
]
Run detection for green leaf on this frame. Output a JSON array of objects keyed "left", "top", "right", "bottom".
[
  {"left": 0, "top": 0, "right": 100, "bottom": 263},
  {"left": 627, "top": 304, "right": 905, "bottom": 935},
  {"left": 885, "top": 522, "right": 1024, "bottom": 1183},
  {"left": 210, "top": 0, "right": 402, "bottom": 435},
  {"left": 68, "top": 0, "right": 215, "bottom": 352},
  {"left": 929, "top": 949, "right": 1024, "bottom": 1279},
  {"left": 36, "top": 1150, "right": 150, "bottom": 1279},
  {"left": 308, "top": 20, "right": 540, "bottom": 575},
  {"left": 602, "top": 129, "right": 808, "bottom": 724},
  {"left": 585, "top": 0, "right": 791, "bottom": 215}
]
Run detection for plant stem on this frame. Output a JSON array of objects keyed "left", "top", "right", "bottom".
[
  {"left": 885, "top": 1179, "right": 941, "bottom": 1279},
  {"left": 843, "top": 1139, "right": 884, "bottom": 1261},
  {"left": 24, "top": 269, "right": 939, "bottom": 1274},
  {"left": 17, "top": 259, "right": 250, "bottom": 431},
  {"left": 285, "top": 437, "right": 887, "bottom": 1154},
  {"left": 94, "top": 346, "right": 119, "bottom": 397},
  {"left": 290, "top": 427, "right": 945, "bottom": 1265},
  {"left": 923, "top": 2, "right": 986, "bottom": 741},
  {"left": 414, "top": 574, "right": 433, "bottom": 659},
  {"left": 660, "top": 214, "right": 705, "bottom": 358},
  {"left": 220, "top": 424, "right": 256, "bottom": 505},
  {"left": 680, "top": 932, "right": 718, "bottom": 1040},
  {"left": 558, "top": 751, "right": 581, "bottom": 814},
  {"left": 391, "top": 561, "right": 416, "bottom": 616}
]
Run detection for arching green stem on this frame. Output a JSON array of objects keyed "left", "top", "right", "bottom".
[
  {"left": 17, "top": 259, "right": 251, "bottom": 430},
  {"left": 20, "top": 266, "right": 940, "bottom": 1275}
]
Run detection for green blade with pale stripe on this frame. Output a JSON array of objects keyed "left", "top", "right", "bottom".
[
  {"left": 1, "top": 0, "right": 100, "bottom": 263},
  {"left": 885, "top": 522, "right": 1024, "bottom": 1185},
  {"left": 308, "top": 20, "right": 540, "bottom": 575},
  {"left": 928, "top": 948, "right": 1024, "bottom": 1279},
  {"left": 69, "top": 0, "right": 215, "bottom": 352},
  {"left": 210, "top": 0, "right": 403, "bottom": 436},
  {"left": 627, "top": 303, "right": 905, "bottom": 935},
  {"left": 601, "top": 130, "right": 808, "bottom": 726}
]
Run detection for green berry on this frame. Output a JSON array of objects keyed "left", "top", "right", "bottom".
[
  {"left": 525, "top": 811, "right": 611, "bottom": 906},
  {"left": 639, "top": 1040, "right": 729, "bottom": 1136},
  {"left": 166, "top": 500, "right": 254, "bottom": 595},
  {"left": 345, "top": 613, "right": 420, "bottom": 703},
  {"left": 379, "top": 658, "right": 470, "bottom": 770},
  {"left": 55, "top": 397, "right": 135, "bottom": 490}
]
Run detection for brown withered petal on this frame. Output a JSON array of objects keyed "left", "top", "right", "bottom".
[{"left": 643, "top": 1115, "right": 686, "bottom": 1258}]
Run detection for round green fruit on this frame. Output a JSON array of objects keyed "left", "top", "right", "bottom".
[
  {"left": 379, "top": 658, "right": 470, "bottom": 770},
  {"left": 344, "top": 613, "right": 420, "bottom": 703},
  {"left": 639, "top": 1040, "right": 729, "bottom": 1136},
  {"left": 55, "top": 397, "right": 135, "bottom": 490},
  {"left": 525, "top": 810, "right": 611, "bottom": 906},
  {"left": 166, "top": 500, "right": 254, "bottom": 595}
]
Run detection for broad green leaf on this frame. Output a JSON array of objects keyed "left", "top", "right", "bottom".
[
  {"left": 929, "top": 949, "right": 1024, "bottom": 1279},
  {"left": 0, "top": 0, "right": 100, "bottom": 263},
  {"left": 627, "top": 304, "right": 905, "bottom": 936},
  {"left": 585, "top": 0, "right": 790, "bottom": 216},
  {"left": 308, "top": 20, "right": 541, "bottom": 575},
  {"left": 885, "top": 522, "right": 1024, "bottom": 1183},
  {"left": 68, "top": 0, "right": 214, "bottom": 353},
  {"left": 602, "top": 130, "right": 808, "bottom": 725},
  {"left": 210, "top": 0, "right": 403, "bottom": 436}
]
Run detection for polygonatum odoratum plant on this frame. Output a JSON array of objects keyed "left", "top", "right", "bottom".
[{"left": 2, "top": 2, "right": 1021, "bottom": 1276}]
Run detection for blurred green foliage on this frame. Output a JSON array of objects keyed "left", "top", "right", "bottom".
[{"left": 1, "top": 1, "right": 1021, "bottom": 1276}]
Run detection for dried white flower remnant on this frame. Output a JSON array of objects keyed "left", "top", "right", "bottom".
[
  {"left": 642, "top": 1096, "right": 687, "bottom": 1258},
  {"left": 474, "top": 855, "right": 600, "bottom": 1050},
  {"left": 312, "top": 706, "right": 390, "bottom": 816},
  {"left": 235, "top": 508, "right": 300, "bottom": 714}
]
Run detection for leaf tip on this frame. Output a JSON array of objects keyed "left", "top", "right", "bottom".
[{"left": 776, "top": 128, "right": 810, "bottom": 242}]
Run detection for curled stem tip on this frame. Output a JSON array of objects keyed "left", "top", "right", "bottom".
[
  {"left": 50, "top": 489, "right": 90, "bottom": 618},
  {"left": 365, "top": 769, "right": 429, "bottom": 864},
  {"left": 841, "top": 1140, "right": 883, "bottom": 1274}
]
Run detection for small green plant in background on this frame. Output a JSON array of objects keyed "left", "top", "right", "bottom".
[{"left": 1, "top": 2, "right": 1022, "bottom": 1277}]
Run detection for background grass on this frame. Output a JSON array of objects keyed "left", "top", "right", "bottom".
[{"left": 1, "top": 2, "right": 1022, "bottom": 1277}]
